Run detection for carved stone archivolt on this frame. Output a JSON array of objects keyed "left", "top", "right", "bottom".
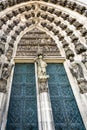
[
  {"left": 0, "top": 42, "right": 5, "bottom": 56},
  {"left": 75, "top": 42, "right": 87, "bottom": 54},
  {"left": 64, "top": 47, "right": 75, "bottom": 61},
  {"left": 0, "top": 43, "right": 14, "bottom": 93},
  {"left": 6, "top": 47, "right": 13, "bottom": 62},
  {"left": 0, "top": 0, "right": 87, "bottom": 18},
  {"left": 0, "top": 2, "right": 86, "bottom": 57},
  {"left": 0, "top": 1, "right": 87, "bottom": 94}
]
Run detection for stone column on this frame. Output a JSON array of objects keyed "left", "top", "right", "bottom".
[
  {"left": 38, "top": 78, "right": 55, "bottom": 130},
  {"left": 35, "top": 53, "right": 55, "bottom": 130}
]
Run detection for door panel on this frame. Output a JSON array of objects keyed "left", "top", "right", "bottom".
[
  {"left": 47, "top": 63, "right": 86, "bottom": 130},
  {"left": 6, "top": 64, "right": 38, "bottom": 130}
]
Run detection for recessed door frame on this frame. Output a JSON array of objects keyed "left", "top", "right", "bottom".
[{"left": 1, "top": 57, "right": 87, "bottom": 130}]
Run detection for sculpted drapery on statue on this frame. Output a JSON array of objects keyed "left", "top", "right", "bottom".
[
  {"left": 35, "top": 47, "right": 49, "bottom": 93},
  {"left": 35, "top": 54, "right": 49, "bottom": 80},
  {"left": 35, "top": 47, "right": 49, "bottom": 81}
]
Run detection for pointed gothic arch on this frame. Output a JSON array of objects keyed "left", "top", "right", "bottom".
[
  {"left": 0, "top": 1, "right": 87, "bottom": 92},
  {"left": 0, "top": 1, "right": 87, "bottom": 130}
]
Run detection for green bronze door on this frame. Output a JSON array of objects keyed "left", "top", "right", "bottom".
[
  {"left": 6, "top": 63, "right": 86, "bottom": 130},
  {"left": 47, "top": 63, "right": 86, "bottom": 130},
  {"left": 6, "top": 63, "right": 38, "bottom": 130}
]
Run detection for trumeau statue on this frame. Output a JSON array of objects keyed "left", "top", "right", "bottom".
[
  {"left": 70, "top": 62, "right": 87, "bottom": 94},
  {"left": 36, "top": 55, "right": 49, "bottom": 79},
  {"left": 35, "top": 47, "right": 49, "bottom": 81},
  {"left": 35, "top": 47, "right": 49, "bottom": 93}
]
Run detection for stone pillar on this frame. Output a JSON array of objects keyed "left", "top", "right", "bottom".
[
  {"left": 35, "top": 53, "right": 55, "bottom": 130},
  {"left": 38, "top": 79, "right": 55, "bottom": 130}
]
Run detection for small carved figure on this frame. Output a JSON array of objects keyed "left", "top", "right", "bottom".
[
  {"left": 1, "top": 63, "right": 13, "bottom": 80},
  {"left": 75, "top": 42, "right": 86, "bottom": 54},
  {"left": 64, "top": 47, "right": 74, "bottom": 61},
  {"left": 70, "top": 62, "right": 84, "bottom": 81},
  {"left": 39, "top": 81, "right": 48, "bottom": 93},
  {"left": 6, "top": 46, "right": 13, "bottom": 61}
]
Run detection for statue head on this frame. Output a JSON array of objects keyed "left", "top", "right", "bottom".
[{"left": 38, "top": 54, "right": 43, "bottom": 59}]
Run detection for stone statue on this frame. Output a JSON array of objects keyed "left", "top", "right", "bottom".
[
  {"left": 70, "top": 62, "right": 87, "bottom": 93},
  {"left": 35, "top": 54, "right": 49, "bottom": 80},
  {"left": 70, "top": 62, "right": 84, "bottom": 81},
  {"left": 0, "top": 62, "right": 14, "bottom": 93},
  {"left": 39, "top": 81, "right": 48, "bottom": 93},
  {"left": 35, "top": 47, "right": 49, "bottom": 93},
  {"left": 1, "top": 63, "right": 13, "bottom": 80}
]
